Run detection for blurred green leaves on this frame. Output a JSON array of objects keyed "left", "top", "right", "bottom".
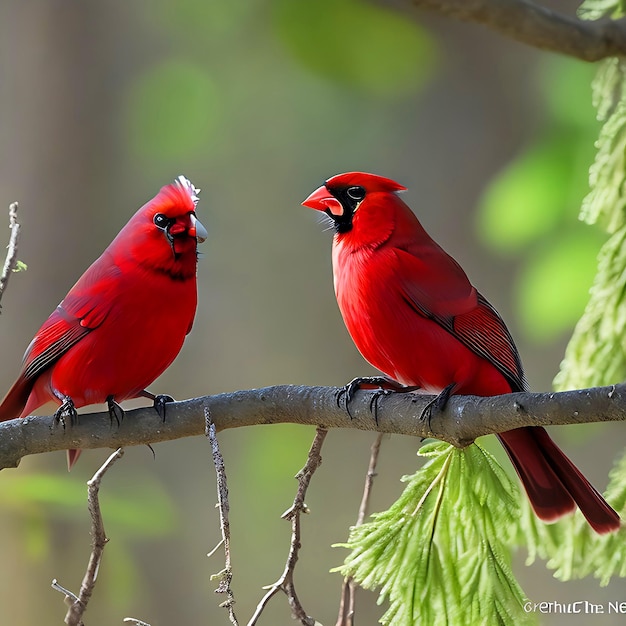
[
  {"left": 126, "top": 59, "right": 220, "bottom": 162},
  {"left": 0, "top": 470, "right": 177, "bottom": 560},
  {"left": 0, "top": 466, "right": 177, "bottom": 614},
  {"left": 515, "top": 230, "right": 604, "bottom": 342},
  {"left": 478, "top": 141, "right": 585, "bottom": 255},
  {"left": 476, "top": 58, "right": 604, "bottom": 344},
  {"left": 153, "top": 0, "right": 258, "bottom": 39},
  {"left": 274, "top": 0, "right": 436, "bottom": 97}
]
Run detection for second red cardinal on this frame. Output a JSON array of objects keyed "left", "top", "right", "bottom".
[
  {"left": 303, "top": 171, "right": 620, "bottom": 534},
  {"left": 0, "top": 175, "right": 207, "bottom": 469}
]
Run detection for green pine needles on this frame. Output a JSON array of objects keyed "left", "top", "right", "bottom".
[
  {"left": 555, "top": 2, "right": 626, "bottom": 390},
  {"left": 336, "top": 442, "right": 535, "bottom": 626},
  {"left": 336, "top": 440, "right": 624, "bottom": 626}
]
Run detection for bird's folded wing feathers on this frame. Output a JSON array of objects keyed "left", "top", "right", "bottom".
[
  {"left": 396, "top": 247, "right": 527, "bottom": 393},
  {"left": 20, "top": 261, "right": 122, "bottom": 381}
]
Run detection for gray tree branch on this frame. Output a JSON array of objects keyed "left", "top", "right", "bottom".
[
  {"left": 0, "top": 383, "right": 624, "bottom": 470},
  {"left": 411, "top": 0, "right": 626, "bottom": 61}
]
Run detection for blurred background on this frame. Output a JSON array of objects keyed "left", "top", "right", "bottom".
[{"left": 0, "top": 1, "right": 623, "bottom": 624}]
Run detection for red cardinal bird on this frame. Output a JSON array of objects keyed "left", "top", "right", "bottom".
[
  {"left": 0, "top": 175, "right": 207, "bottom": 469},
  {"left": 303, "top": 171, "right": 620, "bottom": 534}
]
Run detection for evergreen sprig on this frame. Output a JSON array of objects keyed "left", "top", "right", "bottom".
[
  {"left": 335, "top": 442, "right": 535, "bottom": 626},
  {"left": 556, "top": 3, "right": 626, "bottom": 390}
]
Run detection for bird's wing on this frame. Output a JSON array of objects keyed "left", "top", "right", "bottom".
[
  {"left": 395, "top": 248, "right": 527, "bottom": 392},
  {"left": 20, "top": 259, "right": 122, "bottom": 381},
  {"left": 451, "top": 293, "right": 527, "bottom": 392}
]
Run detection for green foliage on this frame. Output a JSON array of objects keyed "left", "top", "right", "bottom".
[
  {"left": 0, "top": 471, "right": 177, "bottom": 560},
  {"left": 153, "top": 0, "right": 259, "bottom": 39},
  {"left": 554, "top": 224, "right": 626, "bottom": 388},
  {"left": 0, "top": 468, "right": 178, "bottom": 612},
  {"left": 577, "top": 0, "right": 625, "bottom": 20},
  {"left": 518, "top": 447, "right": 626, "bottom": 586},
  {"left": 477, "top": 141, "right": 579, "bottom": 254},
  {"left": 126, "top": 58, "right": 221, "bottom": 163},
  {"left": 476, "top": 58, "right": 602, "bottom": 343},
  {"left": 336, "top": 442, "right": 535, "bottom": 626},
  {"left": 580, "top": 60, "right": 626, "bottom": 231},
  {"left": 274, "top": 0, "right": 436, "bottom": 97},
  {"left": 554, "top": 48, "right": 626, "bottom": 389},
  {"left": 515, "top": 230, "right": 605, "bottom": 342}
]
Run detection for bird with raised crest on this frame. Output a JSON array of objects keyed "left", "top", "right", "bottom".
[
  {"left": 0, "top": 175, "right": 206, "bottom": 469},
  {"left": 303, "top": 171, "right": 620, "bottom": 534}
]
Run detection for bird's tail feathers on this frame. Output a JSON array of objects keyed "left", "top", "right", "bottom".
[{"left": 498, "top": 427, "right": 620, "bottom": 534}]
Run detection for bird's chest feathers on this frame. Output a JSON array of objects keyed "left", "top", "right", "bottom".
[
  {"left": 331, "top": 242, "right": 461, "bottom": 388},
  {"left": 332, "top": 244, "right": 398, "bottom": 334}
]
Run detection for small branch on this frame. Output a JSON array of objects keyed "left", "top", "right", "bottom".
[
  {"left": 248, "top": 428, "right": 327, "bottom": 626},
  {"left": 410, "top": 0, "right": 626, "bottom": 61},
  {"left": 205, "top": 407, "right": 239, "bottom": 626},
  {"left": 52, "top": 448, "right": 124, "bottom": 626},
  {"left": 0, "top": 202, "right": 21, "bottom": 309},
  {"left": 336, "top": 433, "right": 384, "bottom": 626},
  {"left": 1, "top": 383, "right": 625, "bottom": 470},
  {"left": 51, "top": 579, "right": 80, "bottom": 605}
]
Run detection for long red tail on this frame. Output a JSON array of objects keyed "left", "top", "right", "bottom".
[{"left": 498, "top": 426, "right": 620, "bottom": 534}]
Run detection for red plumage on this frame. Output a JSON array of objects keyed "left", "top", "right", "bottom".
[
  {"left": 303, "top": 171, "right": 619, "bottom": 534},
  {"left": 0, "top": 176, "right": 206, "bottom": 469}
]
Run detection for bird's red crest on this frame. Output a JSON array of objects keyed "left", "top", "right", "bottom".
[
  {"left": 324, "top": 172, "right": 407, "bottom": 194},
  {"left": 151, "top": 175, "right": 200, "bottom": 216}
]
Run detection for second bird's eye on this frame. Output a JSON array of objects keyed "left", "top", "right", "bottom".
[
  {"left": 153, "top": 213, "right": 170, "bottom": 229},
  {"left": 346, "top": 186, "right": 365, "bottom": 201}
]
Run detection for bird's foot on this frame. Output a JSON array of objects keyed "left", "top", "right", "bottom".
[
  {"left": 54, "top": 396, "right": 78, "bottom": 429},
  {"left": 419, "top": 383, "right": 456, "bottom": 429},
  {"left": 153, "top": 394, "right": 175, "bottom": 421},
  {"left": 106, "top": 395, "right": 125, "bottom": 427},
  {"left": 138, "top": 390, "right": 175, "bottom": 421},
  {"left": 337, "top": 376, "right": 419, "bottom": 423}
]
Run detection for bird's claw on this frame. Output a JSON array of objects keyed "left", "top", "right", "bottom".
[
  {"left": 153, "top": 394, "right": 175, "bottom": 421},
  {"left": 337, "top": 376, "right": 420, "bottom": 423},
  {"left": 418, "top": 383, "right": 455, "bottom": 430},
  {"left": 336, "top": 377, "right": 369, "bottom": 418},
  {"left": 54, "top": 396, "right": 78, "bottom": 429},
  {"left": 106, "top": 395, "right": 125, "bottom": 427}
]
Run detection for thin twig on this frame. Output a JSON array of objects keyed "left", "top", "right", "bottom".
[
  {"left": 205, "top": 406, "right": 239, "bottom": 626},
  {"left": 248, "top": 428, "right": 327, "bottom": 626},
  {"left": 52, "top": 448, "right": 125, "bottom": 626},
  {"left": 51, "top": 579, "right": 80, "bottom": 604},
  {"left": 0, "top": 202, "right": 21, "bottom": 310},
  {"left": 336, "top": 433, "right": 384, "bottom": 626}
]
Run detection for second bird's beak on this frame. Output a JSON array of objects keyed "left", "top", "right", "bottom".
[
  {"left": 190, "top": 214, "right": 208, "bottom": 243},
  {"left": 302, "top": 185, "right": 344, "bottom": 217}
]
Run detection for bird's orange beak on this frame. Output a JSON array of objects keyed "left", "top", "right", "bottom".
[{"left": 302, "top": 185, "right": 343, "bottom": 217}]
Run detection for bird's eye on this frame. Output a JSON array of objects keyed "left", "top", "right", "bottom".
[
  {"left": 346, "top": 186, "right": 365, "bottom": 202},
  {"left": 153, "top": 213, "right": 170, "bottom": 229}
]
